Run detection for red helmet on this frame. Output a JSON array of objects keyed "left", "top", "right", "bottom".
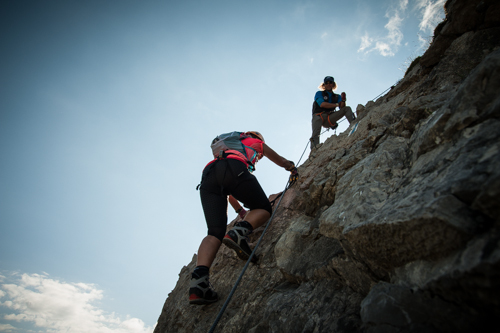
[{"left": 246, "top": 131, "right": 265, "bottom": 142}]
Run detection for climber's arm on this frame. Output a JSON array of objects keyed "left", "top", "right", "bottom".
[{"left": 261, "top": 143, "right": 294, "bottom": 170}]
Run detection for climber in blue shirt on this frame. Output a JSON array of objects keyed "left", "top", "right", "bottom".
[
  {"left": 311, "top": 76, "right": 356, "bottom": 149},
  {"left": 314, "top": 89, "right": 342, "bottom": 107}
]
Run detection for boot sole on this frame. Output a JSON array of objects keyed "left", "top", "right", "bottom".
[
  {"left": 189, "top": 297, "right": 218, "bottom": 305},
  {"left": 223, "top": 237, "right": 258, "bottom": 263}
]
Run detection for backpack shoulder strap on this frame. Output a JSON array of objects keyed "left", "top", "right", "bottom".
[
  {"left": 322, "top": 90, "right": 329, "bottom": 100},
  {"left": 322, "top": 90, "right": 339, "bottom": 102}
]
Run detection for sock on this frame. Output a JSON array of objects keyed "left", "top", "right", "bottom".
[
  {"left": 192, "top": 265, "right": 209, "bottom": 278},
  {"left": 236, "top": 221, "right": 253, "bottom": 231}
]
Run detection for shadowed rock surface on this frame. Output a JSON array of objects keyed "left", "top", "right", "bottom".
[{"left": 155, "top": 1, "right": 500, "bottom": 331}]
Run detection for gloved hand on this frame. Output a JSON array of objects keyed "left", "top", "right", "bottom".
[
  {"left": 289, "top": 167, "right": 299, "bottom": 184},
  {"left": 286, "top": 161, "right": 299, "bottom": 184},
  {"left": 339, "top": 92, "right": 346, "bottom": 108}
]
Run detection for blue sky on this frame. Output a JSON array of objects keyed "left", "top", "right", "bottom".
[{"left": 0, "top": 0, "right": 445, "bottom": 331}]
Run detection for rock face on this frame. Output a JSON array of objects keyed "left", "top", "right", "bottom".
[{"left": 155, "top": 1, "right": 500, "bottom": 332}]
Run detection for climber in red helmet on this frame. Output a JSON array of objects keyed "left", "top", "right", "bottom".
[{"left": 189, "top": 131, "right": 298, "bottom": 305}]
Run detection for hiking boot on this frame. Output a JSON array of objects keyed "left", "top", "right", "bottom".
[
  {"left": 223, "top": 223, "right": 258, "bottom": 263},
  {"left": 331, "top": 122, "right": 338, "bottom": 130},
  {"left": 189, "top": 273, "right": 218, "bottom": 305}
]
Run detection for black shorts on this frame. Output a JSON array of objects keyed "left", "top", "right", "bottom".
[{"left": 199, "top": 158, "right": 272, "bottom": 241}]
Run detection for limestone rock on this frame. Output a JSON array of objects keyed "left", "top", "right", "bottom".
[{"left": 154, "top": 2, "right": 500, "bottom": 332}]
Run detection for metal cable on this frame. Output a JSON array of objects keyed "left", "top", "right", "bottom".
[{"left": 372, "top": 79, "right": 401, "bottom": 101}]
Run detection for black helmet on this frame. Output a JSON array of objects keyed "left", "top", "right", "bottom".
[{"left": 324, "top": 76, "right": 335, "bottom": 84}]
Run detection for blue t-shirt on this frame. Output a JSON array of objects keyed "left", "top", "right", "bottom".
[{"left": 314, "top": 91, "right": 341, "bottom": 106}]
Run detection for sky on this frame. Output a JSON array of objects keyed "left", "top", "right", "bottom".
[{"left": 0, "top": 0, "right": 445, "bottom": 332}]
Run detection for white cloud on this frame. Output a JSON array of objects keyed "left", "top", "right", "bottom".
[
  {"left": 358, "top": 0, "right": 408, "bottom": 57},
  {"left": 385, "top": 11, "right": 404, "bottom": 45},
  {"left": 411, "top": 0, "right": 446, "bottom": 49},
  {"left": 0, "top": 323, "right": 17, "bottom": 332},
  {"left": 0, "top": 273, "right": 154, "bottom": 333},
  {"left": 359, "top": 33, "right": 373, "bottom": 53},
  {"left": 358, "top": 0, "right": 445, "bottom": 57},
  {"left": 416, "top": 0, "right": 446, "bottom": 33},
  {"left": 374, "top": 41, "right": 393, "bottom": 57}
]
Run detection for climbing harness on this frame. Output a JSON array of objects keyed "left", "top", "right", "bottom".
[
  {"left": 309, "top": 106, "right": 360, "bottom": 150},
  {"left": 318, "top": 112, "right": 339, "bottom": 129}
]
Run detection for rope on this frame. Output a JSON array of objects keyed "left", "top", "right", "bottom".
[
  {"left": 372, "top": 79, "right": 401, "bottom": 101},
  {"left": 269, "top": 192, "right": 283, "bottom": 207},
  {"left": 208, "top": 180, "right": 293, "bottom": 333}
]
